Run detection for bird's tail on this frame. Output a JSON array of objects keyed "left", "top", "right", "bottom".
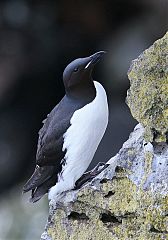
[
  {"left": 23, "top": 165, "right": 56, "bottom": 202},
  {"left": 30, "top": 174, "right": 57, "bottom": 203}
]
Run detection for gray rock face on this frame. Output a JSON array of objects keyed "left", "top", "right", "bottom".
[{"left": 108, "top": 124, "right": 168, "bottom": 194}]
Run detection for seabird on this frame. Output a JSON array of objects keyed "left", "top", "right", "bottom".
[{"left": 23, "top": 51, "right": 109, "bottom": 203}]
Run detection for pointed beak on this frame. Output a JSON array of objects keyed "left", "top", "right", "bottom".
[{"left": 85, "top": 51, "right": 106, "bottom": 69}]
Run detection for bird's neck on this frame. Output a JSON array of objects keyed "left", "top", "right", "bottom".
[{"left": 66, "top": 80, "right": 96, "bottom": 103}]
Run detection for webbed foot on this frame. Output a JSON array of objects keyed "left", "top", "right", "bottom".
[{"left": 74, "top": 162, "right": 109, "bottom": 189}]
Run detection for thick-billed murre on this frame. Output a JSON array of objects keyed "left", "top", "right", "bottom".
[{"left": 23, "top": 51, "right": 109, "bottom": 202}]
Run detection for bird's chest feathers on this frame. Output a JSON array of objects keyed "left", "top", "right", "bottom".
[{"left": 62, "top": 81, "right": 108, "bottom": 180}]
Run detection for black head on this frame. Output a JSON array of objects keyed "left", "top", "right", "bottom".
[{"left": 63, "top": 51, "right": 106, "bottom": 99}]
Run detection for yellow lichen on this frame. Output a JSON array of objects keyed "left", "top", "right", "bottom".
[
  {"left": 127, "top": 32, "right": 168, "bottom": 142},
  {"left": 45, "top": 168, "right": 168, "bottom": 240}
]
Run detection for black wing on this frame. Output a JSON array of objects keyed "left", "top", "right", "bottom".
[{"left": 23, "top": 96, "right": 84, "bottom": 202}]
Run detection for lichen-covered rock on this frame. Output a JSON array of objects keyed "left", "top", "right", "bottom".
[
  {"left": 41, "top": 124, "right": 168, "bottom": 240},
  {"left": 41, "top": 33, "right": 168, "bottom": 240},
  {"left": 126, "top": 32, "right": 168, "bottom": 142}
]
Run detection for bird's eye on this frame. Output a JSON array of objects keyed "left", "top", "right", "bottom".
[{"left": 73, "top": 67, "right": 78, "bottom": 72}]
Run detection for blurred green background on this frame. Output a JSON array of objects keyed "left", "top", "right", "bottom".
[{"left": 0, "top": 0, "right": 167, "bottom": 239}]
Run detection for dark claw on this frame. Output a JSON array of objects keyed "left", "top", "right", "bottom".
[{"left": 74, "top": 162, "right": 109, "bottom": 189}]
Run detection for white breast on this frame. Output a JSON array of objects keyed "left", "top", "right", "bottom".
[{"left": 48, "top": 81, "right": 108, "bottom": 200}]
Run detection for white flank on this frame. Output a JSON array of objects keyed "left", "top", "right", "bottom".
[{"left": 48, "top": 81, "right": 109, "bottom": 200}]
